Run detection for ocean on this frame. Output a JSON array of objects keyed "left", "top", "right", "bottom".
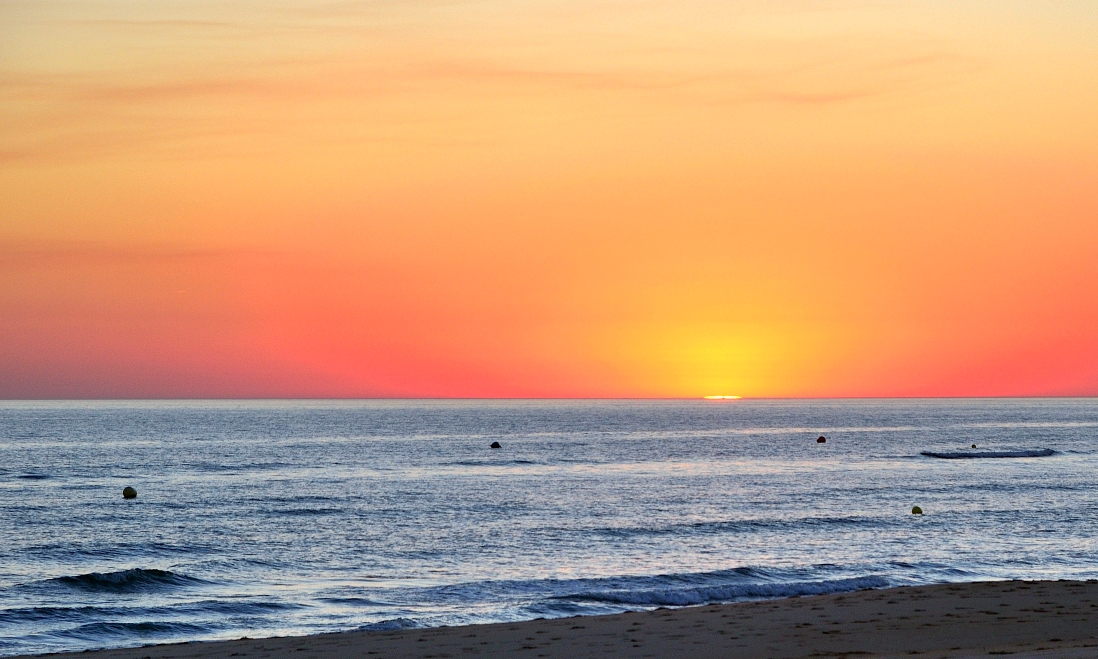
[{"left": 1, "top": 399, "right": 1096, "bottom": 656}]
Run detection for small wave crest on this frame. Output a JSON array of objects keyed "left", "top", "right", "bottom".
[
  {"left": 0, "top": 600, "right": 293, "bottom": 627},
  {"left": 921, "top": 449, "right": 1056, "bottom": 459},
  {"left": 595, "top": 515, "right": 881, "bottom": 539},
  {"left": 55, "top": 620, "right": 210, "bottom": 641},
  {"left": 557, "top": 575, "right": 890, "bottom": 607},
  {"left": 450, "top": 459, "right": 541, "bottom": 467},
  {"left": 357, "top": 617, "right": 420, "bottom": 631},
  {"left": 48, "top": 569, "right": 207, "bottom": 593},
  {"left": 268, "top": 507, "right": 344, "bottom": 516},
  {"left": 318, "top": 596, "right": 389, "bottom": 607},
  {"left": 0, "top": 606, "right": 104, "bottom": 625}
]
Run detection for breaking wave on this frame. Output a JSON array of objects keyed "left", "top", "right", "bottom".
[
  {"left": 47, "top": 569, "right": 207, "bottom": 594},
  {"left": 555, "top": 575, "right": 891, "bottom": 607}
]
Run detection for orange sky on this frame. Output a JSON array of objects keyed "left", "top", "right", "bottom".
[{"left": 2, "top": 1, "right": 1097, "bottom": 398}]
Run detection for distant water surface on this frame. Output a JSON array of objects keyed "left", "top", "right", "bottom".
[{"left": 1, "top": 399, "right": 1097, "bottom": 656}]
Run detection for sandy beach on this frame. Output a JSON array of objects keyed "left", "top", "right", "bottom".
[{"left": 19, "top": 580, "right": 1098, "bottom": 659}]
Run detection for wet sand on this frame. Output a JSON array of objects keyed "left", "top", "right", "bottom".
[{"left": 21, "top": 580, "right": 1098, "bottom": 659}]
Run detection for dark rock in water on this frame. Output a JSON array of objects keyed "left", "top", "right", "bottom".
[
  {"left": 817, "top": 436, "right": 826, "bottom": 443},
  {"left": 122, "top": 486, "right": 137, "bottom": 499},
  {"left": 490, "top": 441, "right": 502, "bottom": 449}
]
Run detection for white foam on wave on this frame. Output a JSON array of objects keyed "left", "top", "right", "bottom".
[
  {"left": 357, "top": 617, "right": 420, "bottom": 631},
  {"left": 560, "top": 575, "right": 891, "bottom": 607}
]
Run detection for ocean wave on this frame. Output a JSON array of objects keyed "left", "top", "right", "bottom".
[
  {"left": 248, "top": 494, "right": 341, "bottom": 504},
  {"left": 557, "top": 575, "right": 890, "bottom": 607},
  {"left": 357, "top": 617, "right": 421, "bottom": 631},
  {"left": 21, "top": 542, "right": 210, "bottom": 562},
  {"left": 318, "top": 596, "right": 389, "bottom": 607},
  {"left": 523, "top": 599, "right": 610, "bottom": 617},
  {"left": 53, "top": 620, "right": 210, "bottom": 640},
  {"left": 0, "top": 605, "right": 106, "bottom": 625},
  {"left": 450, "top": 459, "right": 542, "bottom": 467},
  {"left": 185, "top": 461, "right": 292, "bottom": 473},
  {"left": 0, "top": 599, "right": 293, "bottom": 627},
  {"left": 47, "top": 569, "right": 207, "bottom": 593},
  {"left": 167, "top": 599, "right": 301, "bottom": 616},
  {"left": 921, "top": 449, "right": 1056, "bottom": 459},
  {"left": 593, "top": 515, "right": 886, "bottom": 539},
  {"left": 267, "top": 507, "right": 344, "bottom": 516},
  {"left": 402, "top": 567, "right": 891, "bottom": 610},
  {"left": 958, "top": 421, "right": 1098, "bottom": 430}
]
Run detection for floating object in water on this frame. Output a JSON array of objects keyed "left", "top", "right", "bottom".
[
  {"left": 490, "top": 441, "right": 502, "bottom": 449},
  {"left": 921, "top": 448, "right": 1056, "bottom": 459},
  {"left": 122, "top": 486, "right": 137, "bottom": 499},
  {"left": 817, "top": 436, "right": 826, "bottom": 443},
  {"left": 911, "top": 506, "right": 923, "bottom": 515},
  {"left": 971, "top": 444, "right": 977, "bottom": 449},
  {"left": 703, "top": 395, "right": 741, "bottom": 400}
]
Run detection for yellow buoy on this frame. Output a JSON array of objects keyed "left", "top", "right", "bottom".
[
  {"left": 122, "top": 486, "right": 137, "bottom": 499},
  {"left": 911, "top": 506, "right": 923, "bottom": 515}
]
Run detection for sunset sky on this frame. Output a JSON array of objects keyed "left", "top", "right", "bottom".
[{"left": 2, "top": 1, "right": 1097, "bottom": 398}]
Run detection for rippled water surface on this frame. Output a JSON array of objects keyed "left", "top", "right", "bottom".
[{"left": 2, "top": 399, "right": 1097, "bottom": 656}]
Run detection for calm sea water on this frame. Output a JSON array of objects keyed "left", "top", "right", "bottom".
[{"left": 2, "top": 399, "right": 1097, "bottom": 656}]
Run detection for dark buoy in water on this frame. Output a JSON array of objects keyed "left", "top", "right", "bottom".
[
  {"left": 817, "top": 436, "right": 826, "bottom": 443},
  {"left": 971, "top": 444, "right": 977, "bottom": 449},
  {"left": 490, "top": 441, "right": 501, "bottom": 449},
  {"left": 122, "top": 486, "right": 137, "bottom": 499},
  {"left": 911, "top": 506, "right": 923, "bottom": 515}
]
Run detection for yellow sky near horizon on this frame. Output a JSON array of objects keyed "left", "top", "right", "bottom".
[{"left": 2, "top": 1, "right": 1097, "bottom": 397}]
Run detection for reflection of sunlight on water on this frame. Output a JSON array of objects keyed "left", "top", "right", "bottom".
[
  {"left": 599, "top": 426, "right": 925, "bottom": 437},
  {"left": 959, "top": 421, "right": 1098, "bottom": 429},
  {"left": 568, "top": 458, "right": 927, "bottom": 477},
  {"left": 408, "top": 459, "right": 848, "bottom": 478}
]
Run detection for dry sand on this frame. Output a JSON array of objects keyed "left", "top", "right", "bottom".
[{"left": 21, "top": 580, "right": 1098, "bottom": 659}]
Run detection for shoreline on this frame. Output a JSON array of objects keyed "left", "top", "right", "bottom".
[{"left": 15, "top": 580, "right": 1098, "bottom": 659}]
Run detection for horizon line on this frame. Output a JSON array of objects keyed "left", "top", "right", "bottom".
[{"left": 2, "top": 395, "right": 1096, "bottom": 402}]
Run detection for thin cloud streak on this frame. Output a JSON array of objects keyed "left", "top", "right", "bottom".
[
  {"left": 0, "top": 241, "right": 268, "bottom": 269},
  {"left": 3, "top": 57, "right": 968, "bottom": 102},
  {"left": 68, "top": 19, "right": 240, "bottom": 29},
  {"left": 0, "top": 45, "right": 980, "bottom": 161}
]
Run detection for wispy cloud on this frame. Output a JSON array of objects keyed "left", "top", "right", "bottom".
[
  {"left": 0, "top": 0, "right": 985, "bottom": 164},
  {"left": 68, "top": 19, "right": 239, "bottom": 29},
  {"left": 1, "top": 47, "right": 979, "bottom": 104},
  {"left": 0, "top": 241, "right": 262, "bottom": 269}
]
